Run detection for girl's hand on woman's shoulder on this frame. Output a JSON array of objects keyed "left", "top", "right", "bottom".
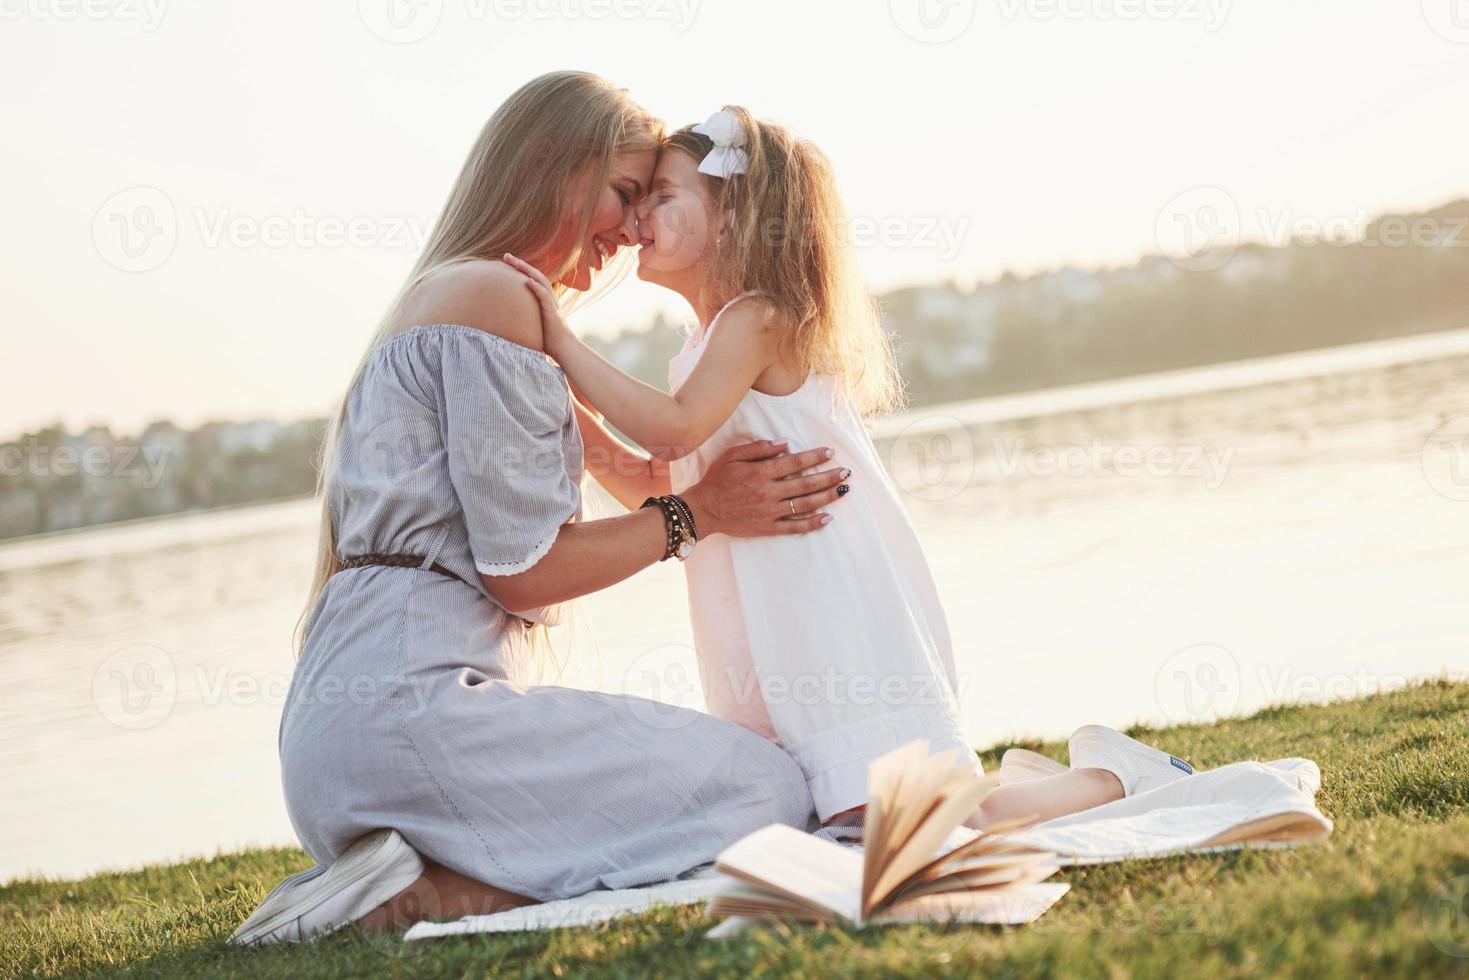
[{"left": 503, "top": 253, "right": 576, "bottom": 361}]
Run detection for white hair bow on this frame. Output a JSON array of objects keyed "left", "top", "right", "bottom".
[{"left": 691, "top": 109, "right": 749, "bottom": 179}]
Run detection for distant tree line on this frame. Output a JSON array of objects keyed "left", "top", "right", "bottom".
[{"left": 5, "top": 198, "right": 1466, "bottom": 540}]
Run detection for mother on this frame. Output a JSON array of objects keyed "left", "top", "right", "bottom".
[{"left": 230, "top": 72, "right": 850, "bottom": 945}]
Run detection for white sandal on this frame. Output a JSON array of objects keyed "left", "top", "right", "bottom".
[
  {"left": 229, "top": 829, "right": 425, "bottom": 946},
  {"left": 998, "top": 747, "right": 1068, "bottom": 783}
]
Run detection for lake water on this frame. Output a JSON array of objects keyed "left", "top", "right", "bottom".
[{"left": 4, "top": 329, "right": 1467, "bottom": 883}]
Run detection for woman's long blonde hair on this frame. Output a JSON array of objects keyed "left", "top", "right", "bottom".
[
  {"left": 295, "top": 71, "right": 663, "bottom": 663},
  {"left": 665, "top": 107, "right": 906, "bottom": 418}
]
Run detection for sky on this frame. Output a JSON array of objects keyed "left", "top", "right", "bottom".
[{"left": 3, "top": 0, "right": 1468, "bottom": 434}]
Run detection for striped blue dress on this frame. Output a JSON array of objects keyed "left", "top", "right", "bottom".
[{"left": 277, "top": 323, "right": 821, "bottom": 902}]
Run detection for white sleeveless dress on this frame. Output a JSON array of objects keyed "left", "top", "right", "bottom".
[{"left": 666, "top": 294, "right": 983, "bottom": 820}]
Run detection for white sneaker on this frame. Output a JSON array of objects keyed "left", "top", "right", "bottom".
[
  {"left": 1068, "top": 724, "right": 1195, "bottom": 797},
  {"left": 998, "top": 747, "right": 1068, "bottom": 783},
  {"left": 1262, "top": 757, "right": 1321, "bottom": 795},
  {"left": 229, "top": 829, "right": 425, "bottom": 946}
]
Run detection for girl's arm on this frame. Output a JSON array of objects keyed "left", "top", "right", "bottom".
[
  {"left": 505, "top": 253, "right": 776, "bottom": 462},
  {"left": 572, "top": 394, "right": 672, "bottom": 510}
]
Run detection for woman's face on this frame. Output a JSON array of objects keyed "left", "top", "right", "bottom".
[
  {"left": 634, "top": 148, "right": 718, "bottom": 288},
  {"left": 547, "top": 148, "right": 656, "bottom": 291}
]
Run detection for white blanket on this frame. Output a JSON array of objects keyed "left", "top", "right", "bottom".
[{"left": 404, "top": 758, "right": 1331, "bottom": 941}]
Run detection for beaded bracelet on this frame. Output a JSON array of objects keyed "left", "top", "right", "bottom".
[{"left": 639, "top": 494, "right": 697, "bottom": 561}]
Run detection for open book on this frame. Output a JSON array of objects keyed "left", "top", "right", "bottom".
[{"left": 705, "top": 739, "right": 1069, "bottom": 929}]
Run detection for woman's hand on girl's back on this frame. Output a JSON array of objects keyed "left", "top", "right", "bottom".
[{"left": 682, "top": 439, "right": 850, "bottom": 539}]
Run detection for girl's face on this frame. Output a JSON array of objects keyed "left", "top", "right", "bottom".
[
  {"left": 546, "top": 148, "right": 656, "bottom": 291},
  {"left": 634, "top": 148, "right": 718, "bottom": 288}
]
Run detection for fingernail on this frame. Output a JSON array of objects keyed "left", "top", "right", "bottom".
[
  {"left": 840, "top": 468, "right": 851, "bottom": 479},
  {"left": 819, "top": 513, "right": 833, "bottom": 525},
  {"left": 824, "top": 448, "right": 834, "bottom": 458},
  {"left": 836, "top": 484, "right": 849, "bottom": 495}
]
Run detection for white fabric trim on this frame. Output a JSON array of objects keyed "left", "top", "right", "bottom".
[{"left": 474, "top": 531, "right": 560, "bottom": 577}]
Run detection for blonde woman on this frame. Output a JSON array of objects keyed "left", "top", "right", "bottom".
[
  {"left": 507, "top": 107, "right": 1196, "bottom": 834},
  {"left": 228, "top": 73, "right": 853, "bottom": 945}
]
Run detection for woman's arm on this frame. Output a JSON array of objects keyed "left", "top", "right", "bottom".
[
  {"left": 505, "top": 253, "right": 775, "bottom": 462},
  {"left": 483, "top": 441, "right": 849, "bottom": 614},
  {"left": 573, "top": 395, "right": 672, "bottom": 510}
]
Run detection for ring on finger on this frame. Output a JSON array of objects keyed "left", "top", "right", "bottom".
[{"left": 788, "top": 498, "right": 798, "bottom": 517}]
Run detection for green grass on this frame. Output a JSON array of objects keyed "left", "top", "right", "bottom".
[{"left": 5, "top": 679, "right": 1468, "bottom": 979}]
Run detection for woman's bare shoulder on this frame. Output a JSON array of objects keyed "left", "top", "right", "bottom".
[{"left": 396, "top": 258, "right": 546, "bottom": 352}]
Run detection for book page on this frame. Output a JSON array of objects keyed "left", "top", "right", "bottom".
[
  {"left": 861, "top": 738, "right": 933, "bottom": 895},
  {"left": 714, "top": 823, "right": 864, "bottom": 923},
  {"left": 865, "top": 760, "right": 994, "bottom": 916},
  {"left": 870, "top": 881, "right": 1071, "bottom": 926}
]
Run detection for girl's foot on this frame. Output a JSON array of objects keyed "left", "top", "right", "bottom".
[{"left": 1068, "top": 724, "right": 1195, "bottom": 797}]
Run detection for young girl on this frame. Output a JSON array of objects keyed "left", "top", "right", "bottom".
[{"left": 505, "top": 107, "right": 1193, "bottom": 830}]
